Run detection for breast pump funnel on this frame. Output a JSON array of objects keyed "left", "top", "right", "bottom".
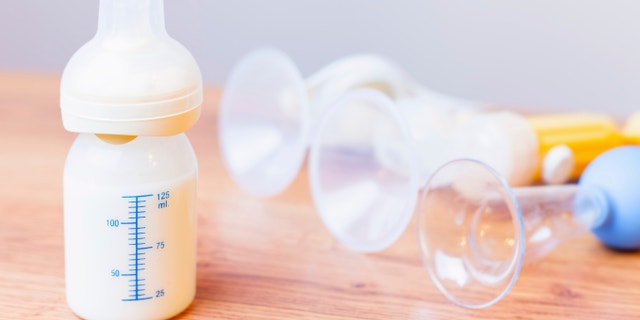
[
  {"left": 417, "top": 146, "right": 640, "bottom": 308},
  {"left": 218, "top": 49, "right": 310, "bottom": 197},
  {"left": 416, "top": 158, "right": 609, "bottom": 308},
  {"left": 60, "top": 0, "right": 203, "bottom": 136},
  {"left": 309, "top": 89, "right": 420, "bottom": 252}
]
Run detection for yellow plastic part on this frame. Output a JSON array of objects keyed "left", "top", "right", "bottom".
[{"left": 527, "top": 113, "right": 625, "bottom": 182}]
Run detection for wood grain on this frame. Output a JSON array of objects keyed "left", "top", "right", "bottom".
[{"left": 0, "top": 73, "right": 639, "bottom": 319}]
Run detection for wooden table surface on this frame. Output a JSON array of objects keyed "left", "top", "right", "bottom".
[{"left": 1, "top": 72, "right": 640, "bottom": 319}]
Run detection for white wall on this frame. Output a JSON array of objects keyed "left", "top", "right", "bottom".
[{"left": 1, "top": 1, "right": 640, "bottom": 117}]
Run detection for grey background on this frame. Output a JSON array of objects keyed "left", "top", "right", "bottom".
[{"left": 2, "top": 1, "right": 640, "bottom": 117}]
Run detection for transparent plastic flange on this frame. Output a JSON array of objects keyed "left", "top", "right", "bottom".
[
  {"left": 309, "top": 89, "right": 420, "bottom": 253},
  {"left": 218, "top": 49, "right": 310, "bottom": 197},
  {"left": 308, "top": 85, "right": 467, "bottom": 253}
]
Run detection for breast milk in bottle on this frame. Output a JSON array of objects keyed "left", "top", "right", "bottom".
[{"left": 60, "top": 1, "right": 203, "bottom": 319}]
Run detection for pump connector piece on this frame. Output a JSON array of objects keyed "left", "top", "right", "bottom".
[{"left": 60, "top": 0, "right": 202, "bottom": 136}]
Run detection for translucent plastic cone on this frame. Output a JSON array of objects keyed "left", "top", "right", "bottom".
[
  {"left": 218, "top": 48, "right": 310, "bottom": 197},
  {"left": 416, "top": 158, "right": 611, "bottom": 308},
  {"left": 309, "top": 89, "right": 420, "bottom": 252},
  {"left": 309, "top": 86, "right": 478, "bottom": 252}
]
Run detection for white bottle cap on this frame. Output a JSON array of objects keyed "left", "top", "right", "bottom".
[
  {"left": 60, "top": 0, "right": 202, "bottom": 136},
  {"left": 542, "top": 144, "right": 575, "bottom": 184}
]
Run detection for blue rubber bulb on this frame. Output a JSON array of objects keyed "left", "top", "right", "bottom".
[{"left": 579, "top": 146, "right": 640, "bottom": 250}]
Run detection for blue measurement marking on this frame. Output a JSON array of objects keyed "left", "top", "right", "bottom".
[{"left": 121, "top": 194, "right": 153, "bottom": 302}]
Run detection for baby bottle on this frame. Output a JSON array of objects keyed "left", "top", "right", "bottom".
[{"left": 60, "top": 0, "right": 202, "bottom": 319}]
